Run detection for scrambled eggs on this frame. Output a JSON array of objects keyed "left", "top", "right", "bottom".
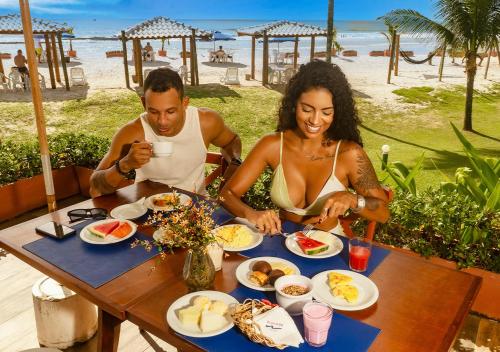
[{"left": 215, "top": 225, "right": 253, "bottom": 248}]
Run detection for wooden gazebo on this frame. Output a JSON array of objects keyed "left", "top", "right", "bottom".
[
  {"left": 0, "top": 14, "right": 71, "bottom": 90},
  {"left": 120, "top": 17, "right": 211, "bottom": 88},
  {"left": 237, "top": 21, "right": 327, "bottom": 85}
]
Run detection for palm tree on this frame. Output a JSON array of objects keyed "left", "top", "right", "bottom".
[
  {"left": 326, "top": 0, "right": 334, "bottom": 63},
  {"left": 380, "top": 0, "right": 500, "bottom": 131}
]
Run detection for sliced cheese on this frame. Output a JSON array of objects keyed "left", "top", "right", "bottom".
[
  {"left": 332, "top": 284, "right": 359, "bottom": 303},
  {"left": 270, "top": 262, "right": 294, "bottom": 275},
  {"left": 209, "top": 300, "right": 228, "bottom": 316},
  {"left": 328, "top": 272, "right": 353, "bottom": 288},
  {"left": 200, "top": 310, "right": 228, "bottom": 332},
  {"left": 178, "top": 306, "right": 202, "bottom": 329},
  {"left": 192, "top": 295, "right": 211, "bottom": 310}
]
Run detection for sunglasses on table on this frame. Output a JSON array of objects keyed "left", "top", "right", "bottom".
[{"left": 67, "top": 208, "right": 108, "bottom": 223}]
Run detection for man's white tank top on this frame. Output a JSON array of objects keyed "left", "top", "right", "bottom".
[{"left": 135, "top": 106, "right": 208, "bottom": 194}]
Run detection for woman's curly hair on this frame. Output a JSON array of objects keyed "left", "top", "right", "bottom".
[{"left": 277, "top": 60, "right": 362, "bottom": 146}]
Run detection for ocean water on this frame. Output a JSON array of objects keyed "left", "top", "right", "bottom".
[{"left": 0, "top": 18, "right": 438, "bottom": 55}]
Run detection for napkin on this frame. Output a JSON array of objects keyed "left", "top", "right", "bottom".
[{"left": 253, "top": 306, "right": 304, "bottom": 348}]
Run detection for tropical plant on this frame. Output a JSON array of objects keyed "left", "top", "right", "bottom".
[
  {"left": 382, "top": 153, "right": 425, "bottom": 196},
  {"left": 326, "top": 0, "right": 335, "bottom": 63},
  {"left": 379, "top": 0, "right": 500, "bottom": 131},
  {"left": 441, "top": 123, "right": 499, "bottom": 212}
]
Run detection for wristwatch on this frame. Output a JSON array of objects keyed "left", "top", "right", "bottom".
[
  {"left": 230, "top": 157, "right": 242, "bottom": 166},
  {"left": 352, "top": 194, "right": 366, "bottom": 213},
  {"left": 115, "top": 159, "right": 135, "bottom": 179}
]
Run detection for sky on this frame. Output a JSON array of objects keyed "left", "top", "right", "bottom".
[{"left": 0, "top": 0, "right": 435, "bottom": 20}]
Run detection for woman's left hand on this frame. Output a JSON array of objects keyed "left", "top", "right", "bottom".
[{"left": 312, "top": 191, "right": 356, "bottom": 223}]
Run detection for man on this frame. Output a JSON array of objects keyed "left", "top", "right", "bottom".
[
  {"left": 14, "top": 49, "right": 29, "bottom": 88},
  {"left": 89, "top": 68, "right": 241, "bottom": 198},
  {"left": 214, "top": 45, "right": 225, "bottom": 63},
  {"left": 143, "top": 42, "right": 153, "bottom": 61}
]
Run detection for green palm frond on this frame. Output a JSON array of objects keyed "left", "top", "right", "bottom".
[{"left": 378, "top": 9, "right": 454, "bottom": 44}]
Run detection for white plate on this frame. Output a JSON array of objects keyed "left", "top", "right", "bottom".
[
  {"left": 80, "top": 219, "right": 137, "bottom": 245},
  {"left": 145, "top": 192, "right": 192, "bottom": 211},
  {"left": 110, "top": 203, "right": 147, "bottom": 220},
  {"left": 311, "top": 269, "right": 379, "bottom": 311},
  {"left": 166, "top": 290, "right": 238, "bottom": 338},
  {"left": 285, "top": 230, "right": 344, "bottom": 259},
  {"left": 235, "top": 256, "right": 301, "bottom": 292},
  {"left": 212, "top": 224, "right": 263, "bottom": 252}
]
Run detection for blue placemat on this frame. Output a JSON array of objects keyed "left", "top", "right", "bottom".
[
  {"left": 23, "top": 220, "right": 158, "bottom": 288},
  {"left": 238, "top": 221, "right": 389, "bottom": 277},
  {"left": 179, "top": 285, "right": 380, "bottom": 351}
]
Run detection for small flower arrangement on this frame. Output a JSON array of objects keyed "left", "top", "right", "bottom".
[{"left": 132, "top": 197, "right": 218, "bottom": 261}]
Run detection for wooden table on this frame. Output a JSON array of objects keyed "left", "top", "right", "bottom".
[{"left": 0, "top": 181, "right": 481, "bottom": 352}]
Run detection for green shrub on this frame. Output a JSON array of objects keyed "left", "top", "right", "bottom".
[
  {"left": 377, "top": 188, "right": 500, "bottom": 272},
  {"left": 0, "top": 133, "right": 110, "bottom": 187}
]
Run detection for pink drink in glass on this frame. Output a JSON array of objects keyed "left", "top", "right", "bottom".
[
  {"left": 302, "top": 302, "right": 333, "bottom": 347},
  {"left": 349, "top": 237, "right": 372, "bottom": 272}
]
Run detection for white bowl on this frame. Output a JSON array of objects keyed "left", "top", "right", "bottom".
[{"left": 274, "top": 274, "right": 313, "bottom": 316}]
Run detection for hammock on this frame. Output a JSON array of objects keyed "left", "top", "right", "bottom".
[{"left": 400, "top": 49, "right": 438, "bottom": 64}]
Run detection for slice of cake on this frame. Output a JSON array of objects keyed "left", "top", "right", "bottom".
[
  {"left": 332, "top": 284, "right": 359, "bottom": 303},
  {"left": 328, "top": 272, "right": 353, "bottom": 288}
]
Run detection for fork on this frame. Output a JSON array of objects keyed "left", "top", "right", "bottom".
[{"left": 280, "top": 223, "right": 315, "bottom": 239}]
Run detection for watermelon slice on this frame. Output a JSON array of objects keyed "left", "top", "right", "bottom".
[
  {"left": 109, "top": 222, "right": 133, "bottom": 238},
  {"left": 295, "top": 231, "right": 329, "bottom": 255},
  {"left": 88, "top": 220, "right": 120, "bottom": 238}
]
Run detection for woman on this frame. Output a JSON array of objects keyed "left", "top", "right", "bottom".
[{"left": 220, "top": 60, "right": 389, "bottom": 234}]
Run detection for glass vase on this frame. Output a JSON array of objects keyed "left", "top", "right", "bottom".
[{"left": 183, "top": 247, "right": 215, "bottom": 292}]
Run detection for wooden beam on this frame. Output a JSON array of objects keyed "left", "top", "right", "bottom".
[
  {"left": 386, "top": 30, "right": 397, "bottom": 84},
  {"left": 394, "top": 34, "right": 400, "bottom": 76},
  {"left": 44, "top": 34, "right": 56, "bottom": 89},
  {"left": 310, "top": 36, "right": 315, "bottom": 62},
  {"left": 121, "top": 31, "right": 130, "bottom": 89},
  {"left": 181, "top": 37, "right": 187, "bottom": 66},
  {"left": 20, "top": 0, "right": 56, "bottom": 212},
  {"left": 438, "top": 41, "right": 446, "bottom": 82},
  {"left": 191, "top": 29, "right": 199, "bottom": 86},
  {"left": 189, "top": 35, "right": 195, "bottom": 86},
  {"left": 496, "top": 41, "right": 500, "bottom": 65},
  {"left": 56, "top": 33, "right": 69, "bottom": 91},
  {"left": 251, "top": 36, "right": 255, "bottom": 79},
  {"left": 0, "top": 54, "right": 4, "bottom": 83},
  {"left": 137, "top": 39, "right": 143, "bottom": 87},
  {"left": 262, "top": 31, "right": 269, "bottom": 85},
  {"left": 484, "top": 48, "right": 492, "bottom": 79},
  {"left": 50, "top": 33, "right": 60, "bottom": 83},
  {"left": 293, "top": 36, "right": 299, "bottom": 69}
]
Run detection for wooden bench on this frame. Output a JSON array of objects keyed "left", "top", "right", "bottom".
[
  {"left": 342, "top": 50, "right": 358, "bottom": 57},
  {"left": 369, "top": 50, "right": 385, "bottom": 57},
  {"left": 0, "top": 53, "right": 12, "bottom": 59},
  {"left": 105, "top": 51, "right": 124, "bottom": 58}
]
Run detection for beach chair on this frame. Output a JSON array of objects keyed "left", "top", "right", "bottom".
[
  {"left": 220, "top": 67, "right": 240, "bottom": 85},
  {"left": 0, "top": 72, "right": 12, "bottom": 90},
  {"left": 225, "top": 50, "right": 234, "bottom": 63},
  {"left": 280, "top": 67, "right": 296, "bottom": 85},
  {"left": 277, "top": 52, "right": 286, "bottom": 65},
  {"left": 145, "top": 51, "right": 155, "bottom": 62},
  {"left": 38, "top": 73, "right": 46, "bottom": 90},
  {"left": 70, "top": 67, "right": 87, "bottom": 86},
  {"left": 9, "top": 69, "right": 25, "bottom": 90},
  {"left": 178, "top": 65, "right": 190, "bottom": 84},
  {"left": 268, "top": 66, "right": 279, "bottom": 84}
]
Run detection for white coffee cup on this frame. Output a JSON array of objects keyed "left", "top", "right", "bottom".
[{"left": 152, "top": 141, "right": 173, "bottom": 157}]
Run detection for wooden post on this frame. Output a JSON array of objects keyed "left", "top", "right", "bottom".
[
  {"left": 19, "top": 0, "right": 56, "bottom": 212},
  {"left": 293, "top": 36, "right": 299, "bottom": 69},
  {"left": 386, "top": 30, "right": 397, "bottom": 84},
  {"left": 496, "top": 41, "right": 500, "bottom": 65},
  {"left": 137, "top": 39, "right": 143, "bottom": 87},
  {"left": 132, "top": 39, "right": 140, "bottom": 86},
  {"left": 438, "top": 41, "right": 446, "bottom": 82},
  {"left": 181, "top": 37, "right": 187, "bottom": 66},
  {"left": 121, "top": 31, "right": 130, "bottom": 88},
  {"left": 44, "top": 34, "right": 56, "bottom": 89},
  {"left": 310, "top": 36, "right": 315, "bottom": 62},
  {"left": 262, "top": 31, "right": 269, "bottom": 85},
  {"left": 189, "top": 35, "right": 195, "bottom": 86},
  {"left": 251, "top": 36, "right": 255, "bottom": 79},
  {"left": 484, "top": 48, "right": 492, "bottom": 79},
  {"left": 50, "top": 33, "right": 60, "bottom": 83},
  {"left": 191, "top": 29, "right": 199, "bottom": 86},
  {"left": 0, "top": 55, "right": 4, "bottom": 83},
  {"left": 56, "top": 33, "right": 69, "bottom": 91},
  {"left": 394, "top": 34, "right": 400, "bottom": 76}
]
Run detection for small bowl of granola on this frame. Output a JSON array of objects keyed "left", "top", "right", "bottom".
[{"left": 274, "top": 275, "right": 313, "bottom": 316}]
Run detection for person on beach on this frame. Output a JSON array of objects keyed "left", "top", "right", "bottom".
[
  {"left": 14, "top": 49, "right": 29, "bottom": 88},
  {"left": 213, "top": 45, "right": 225, "bottom": 63},
  {"left": 143, "top": 42, "right": 153, "bottom": 61},
  {"left": 220, "top": 60, "right": 389, "bottom": 234},
  {"left": 89, "top": 67, "right": 242, "bottom": 197}
]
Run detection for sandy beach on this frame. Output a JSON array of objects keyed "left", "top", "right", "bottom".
[{"left": 0, "top": 37, "right": 498, "bottom": 109}]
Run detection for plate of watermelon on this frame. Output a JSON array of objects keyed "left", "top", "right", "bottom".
[
  {"left": 285, "top": 230, "right": 343, "bottom": 259},
  {"left": 80, "top": 219, "right": 137, "bottom": 245}
]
